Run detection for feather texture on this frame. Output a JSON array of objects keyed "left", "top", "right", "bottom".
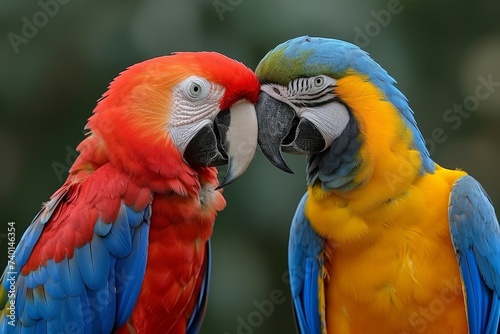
[
  {"left": 449, "top": 175, "right": 500, "bottom": 334},
  {"left": 289, "top": 194, "right": 325, "bottom": 334},
  {"left": 0, "top": 180, "right": 151, "bottom": 333},
  {"left": 1, "top": 51, "right": 261, "bottom": 333},
  {"left": 256, "top": 36, "right": 500, "bottom": 333}
]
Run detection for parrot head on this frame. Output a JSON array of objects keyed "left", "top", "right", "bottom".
[
  {"left": 255, "top": 36, "right": 434, "bottom": 191},
  {"left": 85, "top": 52, "right": 260, "bottom": 189}
]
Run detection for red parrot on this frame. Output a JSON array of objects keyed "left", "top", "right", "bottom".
[{"left": 0, "top": 52, "right": 260, "bottom": 333}]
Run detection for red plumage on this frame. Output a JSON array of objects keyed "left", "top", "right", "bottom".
[{"left": 13, "top": 52, "right": 260, "bottom": 333}]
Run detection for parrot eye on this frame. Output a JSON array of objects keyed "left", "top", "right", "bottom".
[
  {"left": 182, "top": 77, "right": 210, "bottom": 100},
  {"left": 313, "top": 76, "right": 325, "bottom": 87},
  {"left": 189, "top": 83, "right": 202, "bottom": 96}
]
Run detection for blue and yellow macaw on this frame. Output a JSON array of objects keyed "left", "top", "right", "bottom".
[{"left": 255, "top": 36, "right": 500, "bottom": 333}]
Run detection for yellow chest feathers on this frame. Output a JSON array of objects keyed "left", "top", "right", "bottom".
[{"left": 305, "top": 167, "right": 469, "bottom": 333}]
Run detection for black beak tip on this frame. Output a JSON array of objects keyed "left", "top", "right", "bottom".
[
  {"left": 215, "top": 177, "right": 233, "bottom": 190},
  {"left": 274, "top": 160, "right": 294, "bottom": 174},
  {"left": 256, "top": 93, "right": 297, "bottom": 175}
]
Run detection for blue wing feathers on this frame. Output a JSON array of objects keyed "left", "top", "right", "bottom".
[
  {"left": 485, "top": 296, "right": 500, "bottom": 334},
  {"left": 84, "top": 288, "right": 104, "bottom": 332},
  {"left": 61, "top": 296, "right": 85, "bottom": 333},
  {"left": 16, "top": 278, "right": 28, "bottom": 323},
  {"left": 303, "top": 259, "right": 320, "bottom": 334},
  {"left": 101, "top": 205, "right": 133, "bottom": 258},
  {"left": 449, "top": 175, "right": 500, "bottom": 334},
  {"left": 43, "top": 263, "right": 65, "bottom": 300},
  {"left": 33, "top": 286, "right": 61, "bottom": 320},
  {"left": 75, "top": 236, "right": 110, "bottom": 291},
  {"left": 101, "top": 261, "right": 117, "bottom": 334},
  {"left": 43, "top": 276, "right": 65, "bottom": 301},
  {"left": 292, "top": 299, "right": 308, "bottom": 334},
  {"left": 47, "top": 318, "right": 64, "bottom": 334},
  {"left": 34, "top": 321, "right": 45, "bottom": 334},
  {"left": 94, "top": 218, "right": 113, "bottom": 236},
  {"left": 23, "top": 289, "right": 38, "bottom": 322},
  {"left": 45, "top": 260, "right": 59, "bottom": 284},
  {"left": 289, "top": 193, "right": 324, "bottom": 334},
  {"left": 14, "top": 224, "right": 44, "bottom": 271},
  {"left": 458, "top": 251, "right": 487, "bottom": 334},
  {"left": 23, "top": 271, "right": 36, "bottom": 290},
  {"left": 31, "top": 267, "right": 47, "bottom": 288},
  {"left": 126, "top": 206, "right": 146, "bottom": 228},
  {"left": 14, "top": 189, "right": 69, "bottom": 272},
  {"left": 58, "top": 256, "right": 85, "bottom": 297},
  {"left": 114, "top": 212, "right": 150, "bottom": 328},
  {"left": 1, "top": 199, "right": 151, "bottom": 333},
  {"left": 77, "top": 288, "right": 93, "bottom": 331}
]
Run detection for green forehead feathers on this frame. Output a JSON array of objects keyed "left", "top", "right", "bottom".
[{"left": 255, "top": 48, "right": 336, "bottom": 85}]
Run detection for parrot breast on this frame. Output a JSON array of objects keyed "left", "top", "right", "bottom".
[
  {"left": 119, "top": 168, "right": 225, "bottom": 333},
  {"left": 303, "top": 73, "right": 470, "bottom": 332},
  {"left": 306, "top": 166, "right": 469, "bottom": 333}
]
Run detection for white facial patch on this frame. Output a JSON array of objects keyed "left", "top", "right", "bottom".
[
  {"left": 263, "top": 75, "right": 350, "bottom": 150},
  {"left": 299, "top": 102, "right": 350, "bottom": 148},
  {"left": 169, "top": 76, "right": 225, "bottom": 154}
]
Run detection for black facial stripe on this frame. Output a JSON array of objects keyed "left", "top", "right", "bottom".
[
  {"left": 290, "top": 82, "right": 336, "bottom": 103},
  {"left": 301, "top": 85, "right": 334, "bottom": 97},
  {"left": 293, "top": 96, "right": 338, "bottom": 108}
]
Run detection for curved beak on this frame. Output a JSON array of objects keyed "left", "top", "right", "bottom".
[
  {"left": 256, "top": 91, "right": 325, "bottom": 173},
  {"left": 184, "top": 100, "right": 258, "bottom": 188},
  {"left": 217, "top": 100, "right": 258, "bottom": 188}
]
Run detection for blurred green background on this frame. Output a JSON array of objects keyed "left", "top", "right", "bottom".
[{"left": 1, "top": 0, "right": 499, "bottom": 333}]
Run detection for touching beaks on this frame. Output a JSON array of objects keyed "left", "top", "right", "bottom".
[
  {"left": 256, "top": 91, "right": 325, "bottom": 174},
  {"left": 217, "top": 100, "right": 258, "bottom": 188},
  {"left": 255, "top": 91, "right": 295, "bottom": 173},
  {"left": 183, "top": 100, "right": 258, "bottom": 188}
]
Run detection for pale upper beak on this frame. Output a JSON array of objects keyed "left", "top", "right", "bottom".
[{"left": 183, "top": 100, "right": 258, "bottom": 188}]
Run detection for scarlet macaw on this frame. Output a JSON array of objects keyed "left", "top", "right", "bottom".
[
  {"left": 0, "top": 52, "right": 260, "bottom": 333},
  {"left": 255, "top": 36, "right": 500, "bottom": 333}
]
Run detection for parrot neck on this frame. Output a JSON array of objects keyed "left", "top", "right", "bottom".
[
  {"left": 306, "top": 115, "right": 362, "bottom": 192},
  {"left": 306, "top": 132, "right": 433, "bottom": 243},
  {"left": 306, "top": 73, "right": 436, "bottom": 201},
  {"left": 68, "top": 132, "right": 215, "bottom": 198},
  {"left": 307, "top": 127, "right": 429, "bottom": 206}
]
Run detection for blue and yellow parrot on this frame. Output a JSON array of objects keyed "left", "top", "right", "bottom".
[{"left": 255, "top": 36, "right": 500, "bottom": 333}]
